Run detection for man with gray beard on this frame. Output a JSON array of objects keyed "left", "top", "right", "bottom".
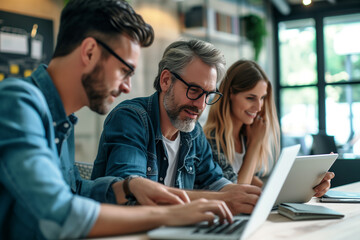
[{"left": 92, "top": 39, "right": 261, "bottom": 215}]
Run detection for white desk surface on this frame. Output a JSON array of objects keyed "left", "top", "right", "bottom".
[{"left": 91, "top": 181, "right": 360, "bottom": 240}]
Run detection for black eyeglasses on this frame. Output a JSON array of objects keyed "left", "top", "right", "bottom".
[
  {"left": 95, "top": 38, "right": 134, "bottom": 78},
  {"left": 170, "top": 71, "right": 223, "bottom": 105}
]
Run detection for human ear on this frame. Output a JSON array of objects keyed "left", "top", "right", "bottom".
[
  {"left": 159, "top": 69, "right": 172, "bottom": 92},
  {"left": 80, "top": 37, "right": 100, "bottom": 72}
]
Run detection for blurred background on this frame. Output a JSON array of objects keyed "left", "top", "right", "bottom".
[{"left": 1, "top": 0, "right": 360, "bottom": 186}]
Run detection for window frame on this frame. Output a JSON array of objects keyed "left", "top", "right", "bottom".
[{"left": 273, "top": 1, "right": 360, "bottom": 148}]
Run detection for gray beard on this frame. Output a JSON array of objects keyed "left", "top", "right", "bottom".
[
  {"left": 163, "top": 88, "right": 196, "bottom": 133},
  {"left": 168, "top": 115, "right": 196, "bottom": 133}
]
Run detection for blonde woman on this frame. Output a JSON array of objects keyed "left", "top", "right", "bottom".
[
  {"left": 204, "top": 60, "right": 279, "bottom": 187},
  {"left": 204, "top": 60, "right": 334, "bottom": 197}
]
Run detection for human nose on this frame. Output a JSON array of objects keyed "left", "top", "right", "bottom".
[
  {"left": 119, "top": 76, "right": 131, "bottom": 94},
  {"left": 254, "top": 99, "right": 262, "bottom": 111},
  {"left": 192, "top": 93, "right": 206, "bottom": 111}
]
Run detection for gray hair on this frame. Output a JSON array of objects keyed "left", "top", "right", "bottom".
[{"left": 153, "top": 39, "right": 226, "bottom": 92}]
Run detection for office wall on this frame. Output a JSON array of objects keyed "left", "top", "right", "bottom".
[
  {"left": 0, "top": 0, "right": 63, "bottom": 42},
  {"left": 0, "top": 0, "right": 274, "bottom": 164},
  {"left": 0, "top": 0, "right": 182, "bottom": 163}
]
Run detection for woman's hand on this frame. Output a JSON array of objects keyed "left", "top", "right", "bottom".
[
  {"left": 313, "top": 172, "right": 335, "bottom": 197},
  {"left": 246, "top": 115, "right": 267, "bottom": 146},
  {"left": 251, "top": 176, "right": 263, "bottom": 188}
]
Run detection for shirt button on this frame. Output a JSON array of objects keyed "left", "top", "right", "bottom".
[
  {"left": 63, "top": 123, "right": 69, "bottom": 128},
  {"left": 147, "top": 167, "right": 151, "bottom": 172},
  {"left": 159, "top": 177, "right": 163, "bottom": 181},
  {"left": 53, "top": 122, "right": 57, "bottom": 127},
  {"left": 189, "top": 167, "right": 193, "bottom": 171},
  {"left": 163, "top": 157, "right": 166, "bottom": 161},
  {"left": 54, "top": 138, "right": 60, "bottom": 144}
]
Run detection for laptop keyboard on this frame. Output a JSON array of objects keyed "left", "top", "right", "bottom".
[{"left": 193, "top": 219, "right": 248, "bottom": 235}]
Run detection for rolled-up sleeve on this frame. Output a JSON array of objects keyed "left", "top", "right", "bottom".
[
  {"left": 0, "top": 80, "right": 99, "bottom": 239},
  {"left": 92, "top": 104, "right": 151, "bottom": 180},
  {"left": 78, "top": 176, "right": 123, "bottom": 204},
  {"left": 40, "top": 196, "right": 100, "bottom": 239},
  {"left": 207, "top": 177, "right": 232, "bottom": 191}
]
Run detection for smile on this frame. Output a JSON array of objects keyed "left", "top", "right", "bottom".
[
  {"left": 245, "top": 111, "right": 257, "bottom": 118},
  {"left": 184, "top": 109, "right": 198, "bottom": 119}
]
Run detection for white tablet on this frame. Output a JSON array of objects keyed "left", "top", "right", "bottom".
[{"left": 274, "top": 153, "right": 338, "bottom": 206}]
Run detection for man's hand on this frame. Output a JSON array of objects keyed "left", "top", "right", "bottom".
[
  {"left": 219, "top": 183, "right": 261, "bottom": 215},
  {"left": 112, "top": 177, "right": 190, "bottom": 205},
  {"left": 313, "top": 172, "right": 335, "bottom": 197},
  {"left": 164, "top": 198, "right": 233, "bottom": 226},
  {"left": 131, "top": 177, "right": 190, "bottom": 205}
]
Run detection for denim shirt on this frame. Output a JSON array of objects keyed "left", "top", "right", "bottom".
[
  {"left": 92, "top": 92, "right": 231, "bottom": 190},
  {"left": 0, "top": 65, "right": 120, "bottom": 239}
]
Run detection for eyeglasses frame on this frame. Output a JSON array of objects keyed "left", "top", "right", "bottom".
[
  {"left": 94, "top": 38, "right": 134, "bottom": 77},
  {"left": 169, "top": 70, "right": 223, "bottom": 105}
]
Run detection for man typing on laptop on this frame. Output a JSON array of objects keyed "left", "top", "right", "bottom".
[
  {"left": 91, "top": 39, "right": 333, "bottom": 215},
  {"left": 91, "top": 39, "right": 261, "bottom": 215}
]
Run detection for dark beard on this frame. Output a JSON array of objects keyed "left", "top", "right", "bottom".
[{"left": 81, "top": 62, "right": 110, "bottom": 115}]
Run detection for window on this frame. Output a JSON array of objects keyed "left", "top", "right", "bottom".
[
  {"left": 324, "top": 14, "right": 360, "bottom": 83},
  {"left": 324, "top": 13, "right": 360, "bottom": 154},
  {"left": 279, "top": 19, "right": 317, "bottom": 86},
  {"left": 278, "top": 19, "right": 318, "bottom": 154},
  {"left": 275, "top": 4, "right": 360, "bottom": 156}
]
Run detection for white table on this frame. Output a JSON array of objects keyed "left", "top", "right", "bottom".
[{"left": 91, "top": 181, "right": 360, "bottom": 240}]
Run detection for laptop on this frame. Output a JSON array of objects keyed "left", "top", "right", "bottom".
[
  {"left": 147, "top": 144, "right": 300, "bottom": 240},
  {"left": 274, "top": 153, "right": 338, "bottom": 206}
]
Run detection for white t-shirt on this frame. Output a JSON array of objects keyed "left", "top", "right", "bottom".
[
  {"left": 162, "top": 133, "right": 181, "bottom": 187},
  {"left": 232, "top": 135, "right": 246, "bottom": 173}
]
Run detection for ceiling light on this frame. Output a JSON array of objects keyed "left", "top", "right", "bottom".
[{"left": 303, "top": 0, "right": 312, "bottom": 5}]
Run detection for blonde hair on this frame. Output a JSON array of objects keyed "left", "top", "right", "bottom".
[{"left": 204, "top": 60, "right": 280, "bottom": 175}]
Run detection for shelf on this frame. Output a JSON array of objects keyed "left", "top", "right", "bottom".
[{"left": 181, "top": 27, "right": 241, "bottom": 43}]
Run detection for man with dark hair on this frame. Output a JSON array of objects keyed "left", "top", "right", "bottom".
[
  {"left": 0, "top": 1, "right": 232, "bottom": 239},
  {"left": 92, "top": 39, "right": 262, "bottom": 215}
]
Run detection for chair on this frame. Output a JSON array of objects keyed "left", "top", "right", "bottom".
[
  {"left": 74, "top": 161, "right": 94, "bottom": 180},
  {"left": 311, "top": 133, "right": 338, "bottom": 155}
]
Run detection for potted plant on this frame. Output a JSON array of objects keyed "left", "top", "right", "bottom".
[{"left": 242, "top": 14, "right": 267, "bottom": 61}]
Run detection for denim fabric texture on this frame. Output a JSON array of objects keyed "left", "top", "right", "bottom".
[
  {"left": 0, "top": 65, "right": 120, "bottom": 239},
  {"left": 92, "top": 92, "right": 231, "bottom": 191},
  {"left": 206, "top": 133, "right": 238, "bottom": 183}
]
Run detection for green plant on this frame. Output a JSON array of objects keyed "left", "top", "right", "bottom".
[{"left": 242, "top": 14, "right": 267, "bottom": 61}]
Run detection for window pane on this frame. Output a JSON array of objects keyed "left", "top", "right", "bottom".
[
  {"left": 326, "top": 84, "right": 360, "bottom": 155},
  {"left": 278, "top": 19, "right": 317, "bottom": 86},
  {"left": 324, "top": 13, "right": 360, "bottom": 83},
  {"left": 280, "top": 87, "right": 318, "bottom": 154}
]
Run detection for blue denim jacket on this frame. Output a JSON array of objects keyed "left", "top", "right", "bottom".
[
  {"left": 0, "top": 65, "right": 120, "bottom": 239},
  {"left": 92, "top": 92, "right": 231, "bottom": 190}
]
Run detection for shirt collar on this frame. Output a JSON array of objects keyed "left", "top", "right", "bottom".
[{"left": 28, "top": 64, "right": 77, "bottom": 126}]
